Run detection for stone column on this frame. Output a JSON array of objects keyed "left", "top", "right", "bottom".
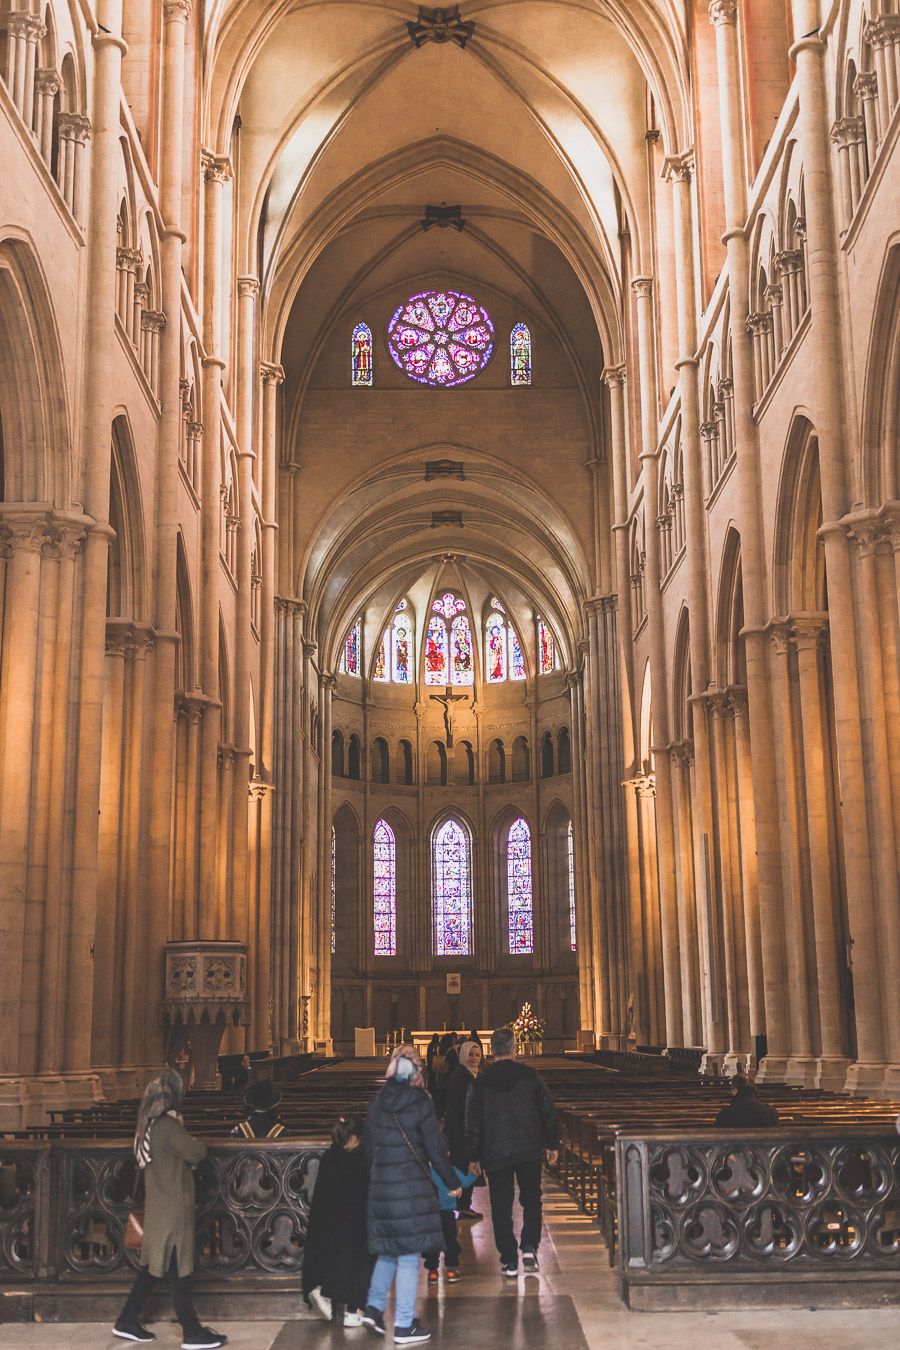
[
  {"left": 5, "top": 10, "right": 44, "bottom": 122},
  {"left": 567, "top": 667, "right": 599, "bottom": 1035},
  {"left": 56, "top": 112, "right": 91, "bottom": 221},
  {"left": 316, "top": 672, "right": 336, "bottom": 1045},
  {"left": 792, "top": 0, "right": 892, "bottom": 1089},
  {"left": 632, "top": 275, "right": 683, "bottom": 1045},
  {"left": 709, "top": 0, "right": 790, "bottom": 1077},
  {"left": 34, "top": 67, "right": 59, "bottom": 164}
]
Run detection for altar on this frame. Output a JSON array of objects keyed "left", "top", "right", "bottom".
[{"left": 408, "top": 1029, "right": 495, "bottom": 1057}]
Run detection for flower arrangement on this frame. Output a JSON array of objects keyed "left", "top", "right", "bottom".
[{"left": 509, "top": 1001, "right": 545, "bottom": 1044}]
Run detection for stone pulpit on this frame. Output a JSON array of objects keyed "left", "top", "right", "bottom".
[{"left": 163, "top": 940, "right": 249, "bottom": 1087}]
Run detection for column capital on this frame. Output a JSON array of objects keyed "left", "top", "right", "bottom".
[
  {"left": 57, "top": 112, "right": 91, "bottom": 143},
  {"left": 321, "top": 671, "right": 338, "bottom": 693},
  {"left": 624, "top": 772, "right": 656, "bottom": 799},
  {"left": 141, "top": 310, "right": 166, "bottom": 334},
  {"left": 201, "top": 150, "right": 232, "bottom": 183},
  {"left": 662, "top": 149, "right": 694, "bottom": 184},
  {"left": 669, "top": 738, "right": 694, "bottom": 768},
  {"left": 853, "top": 70, "right": 878, "bottom": 100},
  {"left": 768, "top": 617, "right": 793, "bottom": 656},
  {"left": 763, "top": 282, "right": 782, "bottom": 309},
  {"left": 163, "top": 0, "right": 193, "bottom": 23},
  {"left": 708, "top": 0, "right": 738, "bottom": 28},
  {"left": 238, "top": 275, "right": 260, "bottom": 299},
  {"left": 260, "top": 361, "right": 285, "bottom": 387},
  {"left": 187, "top": 420, "right": 203, "bottom": 440},
  {"left": 865, "top": 14, "right": 900, "bottom": 48},
  {"left": 35, "top": 68, "right": 61, "bottom": 97},
  {"left": 249, "top": 778, "right": 273, "bottom": 801},
  {"left": 602, "top": 362, "right": 626, "bottom": 389},
  {"left": 830, "top": 116, "right": 864, "bottom": 148},
  {"left": 774, "top": 248, "right": 802, "bottom": 277},
  {"left": 791, "top": 614, "right": 829, "bottom": 649},
  {"left": 631, "top": 276, "right": 653, "bottom": 301},
  {"left": 8, "top": 11, "right": 46, "bottom": 41}
]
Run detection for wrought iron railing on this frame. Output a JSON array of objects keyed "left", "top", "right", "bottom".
[
  {"left": 615, "top": 1129, "right": 900, "bottom": 1308},
  {"left": 0, "top": 1139, "right": 327, "bottom": 1285}
]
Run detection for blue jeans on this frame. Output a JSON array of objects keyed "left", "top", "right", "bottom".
[{"left": 366, "top": 1252, "right": 419, "bottom": 1327}]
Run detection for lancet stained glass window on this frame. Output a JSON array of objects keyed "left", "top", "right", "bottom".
[
  {"left": 392, "top": 606, "right": 412, "bottom": 683},
  {"left": 387, "top": 290, "right": 494, "bottom": 388},
  {"left": 567, "top": 819, "right": 577, "bottom": 951},
  {"left": 486, "top": 611, "right": 506, "bottom": 682},
  {"left": 372, "top": 634, "right": 388, "bottom": 681},
  {"left": 352, "top": 322, "right": 373, "bottom": 387},
  {"left": 433, "top": 818, "right": 472, "bottom": 956},
  {"left": 450, "top": 615, "right": 474, "bottom": 685},
  {"left": 340, "top": 618, "right": 361, "bottom": 675},
  {"left": 330, "top": 825, "right": 336, "bottom": 955},
  {"left": 507, "top": 817, "right": 534, "bottom": 954},
  {"left": 373, "top": 819, "right": 396, "bottom": 956},
  {"left": 425, "top": 615, "right": 448, "bottom": 685},
  {"left": 510, "top": 628, "right": 526, "bottom": 680},
  {"left": 538, "top": 618, "right": 558, "bottom": 674},
  {"left": 510, "top": 322, "right": 532, "bottom": 386}
]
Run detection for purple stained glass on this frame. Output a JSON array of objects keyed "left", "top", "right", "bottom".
[
  {"left": 450, "top": 615, "right": 474, "bottom": 686},
  {"left": 373, "top": 819, "right": 396, "bottom": 957},
  {"left": 567, "top": 819, "right": 577, "bottom": 951},
  {"left": 341, "top": 618, "right": 361, "bottom": 675},
  {"left": 507, "top": 817, "right": 534, "bottom": 955},
  {"left": 433, "top": 591, "right": 466, "bottom": 620},
  {"left": 352, "top": 322, "right": 373, "bottom": 387},
  {"left": 433, "top": 818, "right": 472, "bottom": 956},
  {"left": 392, "top": 614, "right": 412, "bottom": 683},
  {"left": 387, "top": 290, "right": 494, "bottom": 388},
  {"left": 424, "top": 615, "right": 448, "bottom": 686},
  {"left": 510, "top": 322, "right": 532, "bottom": 386},
  {"left": 510, "top": 628, "right": 526, "bottom": 680}
]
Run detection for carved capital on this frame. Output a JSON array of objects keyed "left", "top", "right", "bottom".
[
  {"left": 709, "top": 0, "right": 738, "bottom": 27},
  {"left": 35, "top": 67, "right": 61, "bottom": 97},
  {"left": 774, "top": 248, "right": 802, "bottom": 277},
  {"left": 764, "top": 282, "right": 783, "bottom": 308},
  {"left": 249, "top": 778, "right": 272, "bottom": 801},
  {"left": 57, "top": 112, "right": 91, "bottom": 143},
  {"left": 260, "top": 361, "right": 285, "bottom": 387},
  {"left": 8, "top": 12, "right": 46, "bottom": 42},
  {"left": 163, "top": 0, "right": 193, "bottom": 23},
  {"left": 669, "top": 739, "right": 694, "bottom": 769},
  {"left": 853, "top": 70, "right": 878, "bottom": 103},
  {"left": 631, "top": 276, "right": 653, "bottom": 302},
  {"left": 865, "top": 15, "right": 900, "bottom": 49},
  {"left": 201, "top": 150, "right": 232, "bottom": 184},
  {"left": 768, "top": 619, "right": 793, "bottom": 656},
  {"left": 237, "top": 275, "right": 260, "bottom": 300},
  {"left": 141, "top": 310, "right": 166, "bottom": 333},
  {"left": 663, "top": 149, "right": 694, "bottom": 185},
  {"left": 602, "top": 362, "right": 626, "bottom": 390},
  {"left": 792, "top": 614, "right": 829, "bottom": 650},
  {"left": 830, "top": 116, "right": 864, "bottom": 149}
]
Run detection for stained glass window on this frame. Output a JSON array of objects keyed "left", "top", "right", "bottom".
[
  {"left": 392, "top": 608, "right": 412, "bottom": 683},
  {"left": 433, "top": 592, "right": 466, "bottom": 620},
  {"left": 372, "top": 634, "right": 388, "bottom": 682},
  {"left": 330, "top": 825, "right": 336, "bottom": 955},
  {"left": 340, "top": 618, "right": 361, "bottom": 675},
  {"left": 387, "top": 290, "right": 494, "bottom": 388},
  {"left": 450, "top": 615, "right": 474, "bottom": 685},
  {"left": 507, "top": 817, "right": 534, "bottom": 954},
  {"left": 424, "top": 615, "right": 448, "bottom": 685},
  {"left": 433, "top": 818, "right": 472, "bottom": 956},
  {"left": 373, "top": 819, "right": 396, "bottom": 957},
  {"left": 567, "top": 819, "right": 577, "bottom": 951},
  {"left": 486, "top": 612, "right": 506, "bottom": 682},
  {"left": 510, "top": 628, "right": 526, "bottom": 680},
  {"left": 352, "top": 322, "right": 373, "bottom": 387},
  {"left": 510, "top": 322, "right": 532, "bottom": 386},
  {"left": 538, "top": 618, "right": 558, "bottom": 674}
]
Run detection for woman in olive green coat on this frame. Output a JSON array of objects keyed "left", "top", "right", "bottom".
[{"left": 113, "top": 1069, "right": 227, "bottom": 1349}]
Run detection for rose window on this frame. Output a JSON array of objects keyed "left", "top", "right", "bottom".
[{"left": 386, "top": 289, "right": 494, "bottom": 387}]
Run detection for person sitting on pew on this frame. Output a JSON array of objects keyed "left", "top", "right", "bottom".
[
  {"left": 231, "top": 1079, "right": 285, "bottom": 1139},
  {"left": 715, "top": 1072, "right": 779, "bottom": 1128}
]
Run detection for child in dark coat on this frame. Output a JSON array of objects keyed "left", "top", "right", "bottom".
[
  {"left": 302, "top": 1115, "right": 373, "bottom": 1327},
  {"left": 424, "top": 1164, "right": 477, "bottom": 1283}
]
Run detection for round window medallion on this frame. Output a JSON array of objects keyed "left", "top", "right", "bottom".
[{"left": 386, "top": 289, "right": 494, "bottom": 387}]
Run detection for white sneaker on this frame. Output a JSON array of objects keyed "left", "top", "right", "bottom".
[
  {"left": 309, "top": 1287, "right": 333, "bottom": 1321},
  {"left": 344, "top": 1310, "right": 363, "bottom": 1327}
]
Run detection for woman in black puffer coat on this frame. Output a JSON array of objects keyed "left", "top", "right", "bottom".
[{"left": 361, "top": 1045, "right": 460, "bottom": 1344}]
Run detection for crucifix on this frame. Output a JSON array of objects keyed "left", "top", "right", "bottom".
[{"left": 430, "top": 684, "right": 468, "bottom": 747}]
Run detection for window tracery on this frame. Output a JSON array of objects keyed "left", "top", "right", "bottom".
[
  {"left": 510, "top": 321, "right": 532, "bottom": 385},
  {"left": 386, "top": 290, "right": 494, "bottom": 387},
  {"left": 352, "top": 322, "right": 373, "bottom": 387},
  {"left": 373, "top": 818, "right": 396, "bottom": 956},
  {"left": 433, "top": 818, "right": 472, "bottom": 956},
  {"left": 507, "top": 816, "right": 534, "bottom": 954},
  {"left": 339, "top": 618, "right": 361, "bottom": 675}
]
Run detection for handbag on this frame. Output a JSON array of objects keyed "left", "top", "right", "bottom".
[
  {"left": 391, "top": 1112, "right": 433, "bottom": 1181},
  {"left": 124, "top": 1165, "right": 145, "bottom": 1250}
]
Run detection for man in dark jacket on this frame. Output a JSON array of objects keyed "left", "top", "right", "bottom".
[
  {"left": 465, "top": 1026, "right": 558, "bottom": 1276},
  {"left": 715, "top": 1073, "right": 779, "bottom": 1127}
]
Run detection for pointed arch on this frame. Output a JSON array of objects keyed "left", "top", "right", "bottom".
[
  {"left": 715, "top": 529, "right": 747, "bottom": 688},
  {"left": 372, "top": 817, "right": 396, "bottom": 956},
  {"left": 174, "top": 535, "right": 195, "bottom": 694},
  {"left": 505, "top": 815, "right": 534, "bottom": 955},
  {"left": 510, "top": 321, "right": 532, "bottom": 385},
  {"left": 431, "top": 815, "right": 473, "bottom": 957}
]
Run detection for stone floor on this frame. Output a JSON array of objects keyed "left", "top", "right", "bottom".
[{"left": 1, "top": 1182, "right": 898, "bottom": 1348}]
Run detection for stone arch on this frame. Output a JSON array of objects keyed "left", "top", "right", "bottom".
[
  {"left": 331, "top": 728, "right": 345, "bottom": 778},
  {"left": 0, "top": 234, "right": 71, "bottom": 505},
  {"left": 860, "top": 238, "right": 900, "bottom": 503},
  {"left": 487, "top": 737, "right": 505, "bottom": 785},
  {"left": 370, "top": 735, "right": 390, "bottom": 784},
  {"left": 511, "top": 734, "right": 530, "bottom": 782},
  {"left": 715, "top": 528, "right": 746, "bottom": 688},
  {"left": 174, "top": 534, "right": 195, "bottom": 695},
  {"left": 774, "top": 417, "right": 826, "bottom": 614},
  {"left": 557, "top": 726, "right": 572, "bottom": 774},
  {"left": 332, "top": 800, "right": 362, "bottom": 972},
  {"left": 426, "top": 739, "right": 448, "bottom": 787},
  {"left": 453, "top": 739, "right": 475, "bottom": 787},
  {"left": 106, "top": 415, "right": 146, "bottom": 622},
  {"left": 544, "top": 797, "right": 578, "bottom": 965},
  {"left": 492, "top": 806, "right": 536, "bottom": 958},
  {"left": 671, "top": 606, "right": 693, "bottom": 744},
  {"left": 540, "top": 729, "right": 555, "bottom": 778}
]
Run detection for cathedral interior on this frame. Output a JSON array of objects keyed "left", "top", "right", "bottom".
[{"left": 1, "top": 0, "right": 900, "bottom": 1137}]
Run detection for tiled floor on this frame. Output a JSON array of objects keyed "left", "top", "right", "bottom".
[{"left": 1, "top": 1183, "right": 898, "bottom": 1348}]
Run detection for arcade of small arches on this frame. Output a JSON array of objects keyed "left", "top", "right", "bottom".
[{"left": 1, "top": 0, "right": 900, "bottom": 1131}]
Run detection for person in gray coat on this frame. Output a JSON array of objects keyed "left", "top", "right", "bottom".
[
  {"left": 113, "top": 1069, "right": 226, "bottom": 1349},
  {"left": 361, "top": 1045, "right": 460, "bottom": 1346}
]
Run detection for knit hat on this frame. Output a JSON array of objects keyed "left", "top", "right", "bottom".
[{"left": 245, "top": 1078, "right": 283, "bottom": 1111}]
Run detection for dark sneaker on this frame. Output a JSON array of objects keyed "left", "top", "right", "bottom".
[
  {"left": 394, "top": 1321, "right": 432, "bottom": 1346},
  {"left": 361, "top": 1306, "right": 386, "bottom": 1336},
  {"left": 113, "top": 1327, "right": 156, "bottom": 1344},
  {"left": 445, "top": 1267, "right": 462, "bottom": 1282},
  {"left": 427, "top": 1269, "right": 439, "bottom": 1285},
  {"left": 522, "top": 1249, "right": 539, "bottom": 1273},
  {"left": 457, "top": 1209, "right": 482, "bottom": 1221},
  {"left": 501, "top": 1260, "right": 518, "bottom": 1278},
  {"left": 181, "top": 1330, "right": 227, "bottom": 1350}
]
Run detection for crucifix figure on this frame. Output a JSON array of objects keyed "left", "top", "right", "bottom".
[{"left": 430, "top": 684, "right": 468, "bottom": 747}]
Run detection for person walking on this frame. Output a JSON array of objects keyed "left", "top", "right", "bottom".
[
  {"left": 444, "top": 1039, "right": 482, "bottom": 1219},
  {"left": 303, "top": 1114, "right": 373, "bottom": 1327},
  {"left": 423, "top": 1163, "right": 477, "bottom": 1284},
  {"left": 464, "top": 1026, "right": 558, "bottom": 1278},
  {"left": 112, "top": 1069, "right": 226, "bottom": 1348},
  {"left": 362, "top": 1045, "right": 461, "bottom": 1345}
]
